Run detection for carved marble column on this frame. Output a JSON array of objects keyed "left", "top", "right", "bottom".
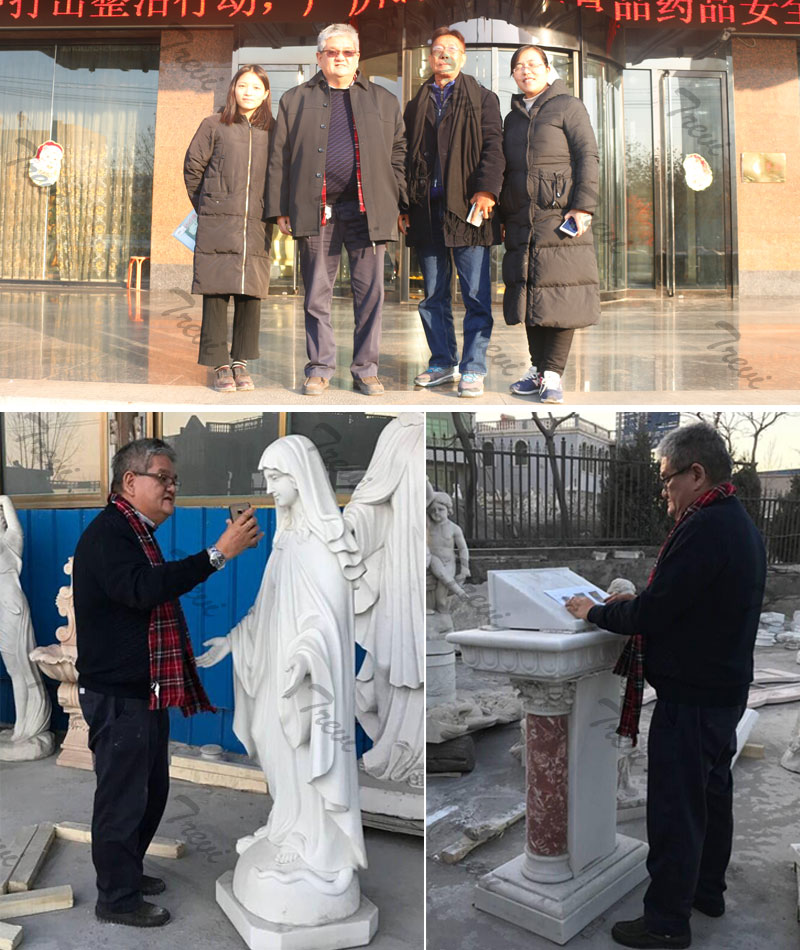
[{"left": 516, "top": 680, "right": 575, "bottom": 884}]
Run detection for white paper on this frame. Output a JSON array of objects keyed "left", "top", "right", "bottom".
[{"left": 544, "top": 584, "right": 608, "bottom": 608}]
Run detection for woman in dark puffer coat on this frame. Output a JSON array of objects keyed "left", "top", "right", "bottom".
[
  {"left": 184, "top": 65, "right": 274, "bottom": 392},
  {"left": 500, "top": 45, "right": 600, "bottom": 404}
]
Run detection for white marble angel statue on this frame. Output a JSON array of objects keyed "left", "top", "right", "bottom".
[
  {"left": 343, "top": 414, "right": 425, "bottom": 786},
  {"left": 197, "top": 436, "right": 368, "bottom": 926},
  {"left": 0, "top": 496, "right": 54, "bottom": 761}
]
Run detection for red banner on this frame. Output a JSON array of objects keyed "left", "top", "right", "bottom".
[{"left": 579, "top": 0, "right": 800, "bottom": 28}]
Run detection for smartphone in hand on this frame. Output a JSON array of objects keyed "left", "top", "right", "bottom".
[
  {"left": 466, "top": 202, "right": 484, "bottom": 227},
  {"left": 559, "top": 216, "right": 579, "bottom": 237},
  {"left": 229, "top": 502, "right": 252, "bottom": 522}
]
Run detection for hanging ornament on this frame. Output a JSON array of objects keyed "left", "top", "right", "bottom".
[{"left": 29, "top": 141, "right": 64, "bottom": 187}]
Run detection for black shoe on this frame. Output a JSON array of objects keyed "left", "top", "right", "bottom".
[
  {"left": 96, "top": 901, "right": 170, "bottom": 927},
  {"left": 611, "top": 916, "right": 691, "bottom": 948},
  {"left": 141, "top": 874, "right": 166, "bottom": 896},
  {"left": 692, "top": 897, "right": 724, "bottom": 918}
]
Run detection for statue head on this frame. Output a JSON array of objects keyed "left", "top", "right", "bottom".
[{"left": 427, "top": 491, "right": 453, "bottom": 524}]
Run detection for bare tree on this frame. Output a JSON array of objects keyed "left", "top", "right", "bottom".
[
  {"left": 685, "top": 412, "right": 787, "bottom": 468},
  {"left": 739, "top": 412, "right": 787, "bottom": 467},
  {"left": 4, "top": 413, "right": 82, "bottom": 484},
  {"left": 531, "top": 412, "right": 577, "bottom": 539}
]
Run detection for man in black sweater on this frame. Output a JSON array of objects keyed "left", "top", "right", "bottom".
[
  {"left": 567, "top": 423, "right": 766, "bottom": 950},
  {"left": 74, "top": 438, "right": 260, "bottom": 928}
]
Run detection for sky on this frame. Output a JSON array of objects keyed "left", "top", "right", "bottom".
[{"left": 475, "top": 410, "right": 800, "bottom": 472}]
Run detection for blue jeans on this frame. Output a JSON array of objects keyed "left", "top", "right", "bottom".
[{"left": 416, "top": 202, "right": 493, "bottom": 375}]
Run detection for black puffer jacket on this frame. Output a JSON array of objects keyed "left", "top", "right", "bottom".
[
  {"left": 184, "top": 113, "right": 272, "bottom": 298},
  {"left": 500, "top": 80, "right": 600, "bottom": 328}
]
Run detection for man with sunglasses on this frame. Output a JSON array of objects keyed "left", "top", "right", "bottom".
[
  {"left": 267, "top": 23, "right": 407, "bottom": 397},
  {"left": 566, "top": 423, "right": 766, "bottom": 949},
  {"left": 73, "top": 438, "right": 261, "bottom": 927},
  {"left": 401, "top": 26, "right": 505, "bottom": 398}
]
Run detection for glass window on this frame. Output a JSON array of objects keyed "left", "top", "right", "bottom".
[
  {"left": 482, "top": 441, "right": 495, "bottom": 466},
  {"left": 0, "top": 44, "right": 159, "bottom": 283},
  {"left": 1, "top": 413, "right": 106, "bottom": 502},
  {"left": 623, "top": 70, "right": 655, "bottom": 287}
]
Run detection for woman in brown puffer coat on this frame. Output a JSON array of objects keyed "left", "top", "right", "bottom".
[
  {"left": 500, "top": 45, "right": 600, "bottom": 405},
  {"left": 184, "top": 65, "right": 274, "bottom": 392}
]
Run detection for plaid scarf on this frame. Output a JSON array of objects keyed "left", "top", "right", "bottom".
[
  {"left": 320, "top": 82, "right": 366, "bottom": 226},
  {"left": 614, "top": 481, "right": 736, "bottom": 745},
  {"left": 110, "top": 494, "right": 214, "bottom": 718}
]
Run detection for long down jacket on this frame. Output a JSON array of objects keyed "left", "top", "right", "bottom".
[
  {"left": 184, "top": 113, "right": 272, "bottom": 298},
  {"left": 500, "top": 80, "right": 600, "bottom": 329}
]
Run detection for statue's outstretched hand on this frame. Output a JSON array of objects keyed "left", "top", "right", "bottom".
[
  {"left": 282, "top": 657, "right": 310, "bottom": 699},
  {"left": 195, "top": 636, "right": 232, "bottom": 668}
]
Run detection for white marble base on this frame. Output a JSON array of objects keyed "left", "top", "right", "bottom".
[
  {"left": 359, "top": 771, "right": 423, "bottom": 821},
  {"left": 217, "top": 870, "right": 378, "bottom": 950},
  {"left": 0, "top": 729, "right": 54, "bottom": 761},
  {"left": 474, "top": 834, "right": 649, "bottom": 946},
  {"left": 426, "top": 642, "right": 456, "bottom": 707}
]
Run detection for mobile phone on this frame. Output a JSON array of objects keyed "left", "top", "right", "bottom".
[
  {"left": 559, "top": 217, "right": 579, "bottom": 237},
  {"left": 229, "top": 503, "right": 251, "bottom": 521},
  {"left": 466, "top": 202, "right": 484, "bottom": 227}
]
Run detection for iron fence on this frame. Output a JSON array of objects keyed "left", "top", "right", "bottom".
[{"left": 427, "top": 439, "right": 800, "bottom": 564}]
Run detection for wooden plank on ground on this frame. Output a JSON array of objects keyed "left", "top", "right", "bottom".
[
  {"left": 7, "top": 824, "right": 54, "bottom": 893},
  {"left": 0, "top": 827, "right": 37, "bottom": 896},
  {"left": 54, "top": 822, "right": 184, "bottom": 858},
  {"left": 739, "top": 743, "right": 765, "bottom": 759},
  {"left": 436, "top": 803, "right": 526, "bottom": 864},
  {"left": 747, "top": 684, "right": 800, "bottom": 708},
  {"left": 0, "top": 921, "right": 23, "bottom": 949},
  {"left": 0, "top": 885, "right": 73, "bottom": 920}
]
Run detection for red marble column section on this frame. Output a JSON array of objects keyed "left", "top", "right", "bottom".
[{"left": 526, "top": 711, "right": 568, "bottom": 857}]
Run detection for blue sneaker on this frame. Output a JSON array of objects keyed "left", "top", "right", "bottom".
[
  {"left": 540, "top": 371, "right": 564, "bottom": 404},
  {"left": 509, "top": 365, "right": 542, "bottom": 396}
]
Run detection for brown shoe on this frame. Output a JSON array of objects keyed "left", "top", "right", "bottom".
[
  {"left": 353, "top": 376, "right": 384, "bottom": 396},
  {"left": 232, "top": 363, "right": 254, "bottom": 391},
  {"left": 213, "top": 365, "right": 235, "bottom": 393},
  {"left": 303, "top": 375, "right": 330, "bottom": 395}
]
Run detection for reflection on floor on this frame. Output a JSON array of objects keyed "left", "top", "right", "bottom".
[{"left": 0, "top": 286, "right": 798, "bottom": 406}]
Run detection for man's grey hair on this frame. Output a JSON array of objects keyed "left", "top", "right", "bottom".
[
  {"left": 317, "top": 23, "right": 360, "bottom": 52},
  {"left": 656, "top": 422, "right": 732, "bottom": 485},
  {"left": 111, "top": 438, "right": 177, "bottom": 492}
]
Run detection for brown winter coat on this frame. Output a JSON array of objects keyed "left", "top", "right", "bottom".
[
  {"left": 499, "top": 80, "right": 600, "bottom": 329},
  {"left": 184, "top": 114, "right": 272, "bottom": 297}
]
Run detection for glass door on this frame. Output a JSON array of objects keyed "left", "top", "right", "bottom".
[{"left": 658, "top": 70, "right": 732, "bottom": 294}]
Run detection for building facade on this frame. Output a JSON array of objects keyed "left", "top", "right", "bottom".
[{"left": 2, "top": 0, "right": 799, "bottom": 299}]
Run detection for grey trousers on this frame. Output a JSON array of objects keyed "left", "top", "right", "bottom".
[{"left": 298, "top": 205, "right": 385, "bottom": 380}]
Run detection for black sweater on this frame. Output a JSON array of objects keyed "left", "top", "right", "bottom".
[
  {"left": 588, "top": 496, "right": 766, "bottom": 706},
  {"left": 74, "top": 504, "right": 214, "bottom": 699}
]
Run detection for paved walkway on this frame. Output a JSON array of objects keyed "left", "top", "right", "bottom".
[{"left": 0, "top": 286, "right": 798, "bottom": 406}]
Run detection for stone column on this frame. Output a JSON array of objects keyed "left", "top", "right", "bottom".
[{"left": 516, "top": 680, "right": 575, "bottom": 885}]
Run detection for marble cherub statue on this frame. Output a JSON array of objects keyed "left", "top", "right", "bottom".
[
  {"left": 196, "top": 436, "right": 367, "bottom": 927},
  {"left": 0, "top": 496, "right": 54, "bottom": 761},
  {"left": 426, "top": 489, "right": 471, "bottom": 635},
  {"left": 344, "top": 413, "right": 424, "bottom": 787}
]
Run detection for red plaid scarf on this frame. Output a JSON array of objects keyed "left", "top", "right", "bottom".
[
  {"left": 614, "top": 481, "right": 736, "bottom": 745},
  {"left": 110, "top": 494, "right": 215, "bottom": 718},
  {"left": 320, "top": 83, "right": 366, "bottom": 227}
]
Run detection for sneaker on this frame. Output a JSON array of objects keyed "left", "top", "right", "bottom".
[
  {"left": 414, "top": 365, "right": 458, "bottom": 387},
  {"left": 212, "top": 365, "right": 235, "bottom": 393},
  {"left": 141, "top": 875, "right": 166, "bottom": 896},
  {"left": 509, "top": 365, "right": 542, "bottom": 396},
  {"left": 231, "top": 363, "right": 254, "bottom": 392},
  {"left": 611, "top": 917, "right": 690, "bottom": 949},
  {"left": 96, "top": 900, "right": 171, "bottom": 928},
  {"left": 302, "top": 376, "right": 330, "bottom": 395},
  {"left": 353, "top": 376, "right": 385, "bottom": 396},
  {"left": 458, "top": 372, "right": 485, "bottom": 398},
  {"left": 540, "top": 371, "right": 564, "bottom": 404}
]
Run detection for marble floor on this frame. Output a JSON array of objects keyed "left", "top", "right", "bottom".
[{"left": 0, "top": 285, "right": 798, "bottom": 407}]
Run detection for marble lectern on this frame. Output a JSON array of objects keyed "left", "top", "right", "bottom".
[{"left": 447, "top": 568, "right": 649, "bottom": 945}]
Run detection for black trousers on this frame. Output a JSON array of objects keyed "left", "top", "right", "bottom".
[
  {"left": 198, "top": 294, "right": 261, "bottom": 366},
  {"left": 644, "top": 699, "right": 745, "bottom": 935},
  {"left": 525, "top": 325, "right": 575, "bottom": 375},
  {"left": 79, "top": 688, "right": 170, "bottom": 913}
]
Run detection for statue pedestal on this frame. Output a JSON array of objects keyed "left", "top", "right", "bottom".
[
  {"left": 447, "top": 625, "right": 649, "bottom": 946},
  {"left": 217, "top": 870, "right": 378, "bottom": 950}
]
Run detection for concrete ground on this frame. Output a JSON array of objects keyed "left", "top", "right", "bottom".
[
  {"left": 426, "top": 644, "right": 800, "bottom": 950},
  {"left": 1, "top": 287, "right": 798, "bottom": 407},
  {"left": 0, "top": 747, "right": 423, "bottom": 950}
]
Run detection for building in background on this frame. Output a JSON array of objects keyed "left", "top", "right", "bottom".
[
  {"left": 617, "top": 412, "right": 680, "bottom": 446},
  {"left": 1, "top": 1, "right": 798, "bottom": 301}
]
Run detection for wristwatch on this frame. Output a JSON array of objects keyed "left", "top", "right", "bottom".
[{"left": 207, "top": 546, "right": 226, "bottom": 570}]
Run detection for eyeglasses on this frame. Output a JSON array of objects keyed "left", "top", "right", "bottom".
[
  {"left": 320, "top": 49, "right": 359, "bottom": 59},
  {"left": 659, "top": 465, "right": 693, "bottom": 488},
  {"left": 431, "top": 45, "right": 463, "bottom": 55},
  {"left": 133, "top": 471, "right": 181, "bottom": 491},
  {"left": 513, "top": 61, "right": 547, "bottom": 74}
]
